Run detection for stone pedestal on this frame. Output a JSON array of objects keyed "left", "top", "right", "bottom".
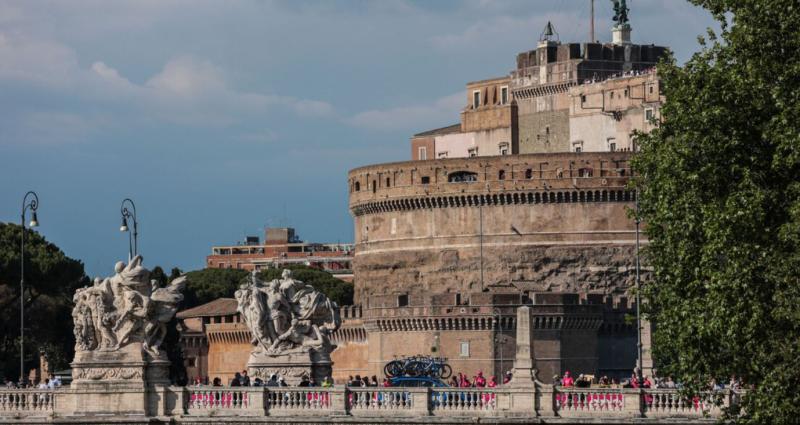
[
  {"left": 247, "top": 348, "right": 332, "bottom": 386},
  {"left": 612, "top": 24, "right": 632, "bottom": 45},
  {"left": 509, "top": 306, "right": 537, "bottom": 388},
  {"left": 64, "top": 343, "right": 170, "bottom": 417}
]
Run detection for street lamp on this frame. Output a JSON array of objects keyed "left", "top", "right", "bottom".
[
  {"left": 20, "top": 191, "right": 40, "bottom": 384},
  {"left": 634, "top": 188, "right": 643, "bottom": 387},
  {"left": 120, "top": 198, "right": 138, "bottom": 261}
]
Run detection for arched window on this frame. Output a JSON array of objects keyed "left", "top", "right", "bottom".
[{"left": 355, "top": 181, "right": 361, "bottom": 191}]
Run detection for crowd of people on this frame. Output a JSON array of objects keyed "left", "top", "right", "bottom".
[
  {"left": 2, "top": 374, "right": 62, "bottom": 390},
  {"left": 190, "top": 371, "right": 334, "bottom": 388},
  {"left": 189, "top": 370, "right": 515, "bottom": 389},
  {"left": 553, "top": 370, "right": 744, "bottom": 391},
  {"left": 446, "top": 371, "right": 511, "bottom": 388}
]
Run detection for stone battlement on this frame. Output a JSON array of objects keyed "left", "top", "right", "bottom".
[{"left": 348, "top": 151, "right": 633, "bottom": 211}]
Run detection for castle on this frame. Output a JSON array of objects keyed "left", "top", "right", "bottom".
[{"left": 179, "top": 15, "right": 666, "bottom": 384}]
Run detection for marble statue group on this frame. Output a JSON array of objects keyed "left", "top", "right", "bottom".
[
  {"left": 72, "top": 255, "right": 186, "bottom": 356},
  {"left": 235, "top": 269, "right": 341, "bottom": 356}
]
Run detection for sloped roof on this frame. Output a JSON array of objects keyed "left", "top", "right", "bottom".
[
  {"left": 177, "top": 298, "right": 238, "bottom": 318},
  {"left": 412, "top": 123, "right": 461, "bottom": 138}
]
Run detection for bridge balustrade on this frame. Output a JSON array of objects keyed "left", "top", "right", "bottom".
[
  {"left": 0, "top": 389, "right": 55, "bottom": 416},
  {"left": 431, "top": 388, "right": 497, "bottom": 413},
  {"left": 0, "top": 385, "right": 744, "bottom": 421}
]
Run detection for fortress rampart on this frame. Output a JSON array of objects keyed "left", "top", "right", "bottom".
[{"left": 347, "top": 152, "right": 644, "bottom": 304}]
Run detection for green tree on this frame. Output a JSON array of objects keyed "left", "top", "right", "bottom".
[
  {"left": 0, "top": 223, "right": 88, "bottom": 382},
  {"left": 633, "top": 1, "right": 800, "bottom": 422},
  {"left": 182, "top": 268, "right": 249, "bottom": 308},
  {"left": 258, "top": 265, "right": 353, "bottom": 306}
]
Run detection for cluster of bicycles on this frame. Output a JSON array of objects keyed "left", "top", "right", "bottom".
[{"left": 384, "top": 355, "right": 452, "bottom": 379}]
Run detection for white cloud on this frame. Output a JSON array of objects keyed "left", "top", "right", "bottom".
[
  {"left": 0, "top": 34, "right": 333, "bottom": 143},
  {"left": 348, "top": 92, "right": 464, "bottom": 132},
  {"left": 0, "top": 33, "right": 79, "bottom": 86},
  {"left": 145, "top": 56, "right": 226, "bottom": 95}
]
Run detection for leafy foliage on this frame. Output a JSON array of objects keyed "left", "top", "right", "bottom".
[
  {"left": 182, "top": 268, "right": 249, "bottom": 309},
  {"left": 633, "top": 1, "right": 800, "bottom": 422},
  {"left": 0, "top": 223, "right": 88, "bottom": 382},
  {"left": 257, "top": 265, "right": 354, "bottom": 306}
]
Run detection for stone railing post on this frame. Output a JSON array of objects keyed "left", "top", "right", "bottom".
[
  {"left": 329, "top": 386, "right": 348, "bottom": 416},
  {"left": 536, "top": 385, "right": 556, "bottom": 417},
  {"left": 622, "top": 388, "right": 643, "bottom": 417},
  {"left": 410, "top": 387, "right": 431, "bottom": 416},
  {"left": 161, "top": 386, "right": 186, "bottom": 416},
  {"left": 245, "top": 387, "right": 267, "bottom": 416}
]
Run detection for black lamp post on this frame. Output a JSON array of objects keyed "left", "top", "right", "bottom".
[
  {"left": 20, "top": 191, "right": 39, "bottom": 384},
  {"left": 635, "top": 188, "right": 643, "bottom": 387},
  {"left": 120, "top": 198, "right": 138, "bottom": 260}
]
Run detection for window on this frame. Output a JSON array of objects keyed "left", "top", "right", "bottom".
[
  {"left": 500, "top": 86, "right": 509, "bottom": 105},
  {"left": 187, "top": 358, "right": 196, "bottom": 367},
  {"left": 386, "top": 177, "right": 391, "bottom": 187},
  {"left": 525, "top": 168, "right": 533, "bottom": 179},
  {"left": 645, "top": 108, "right": 654, "bottom": 121},
  {"left": 473, "top": 90, "right": 481, "bottom": 109},
  {"left": 418, "top": 146, "right": 427, "bottom": 160},
  {"left": 609, "top": 142, "right": 617, "bottom": 152},
  {"left": 498, "top": 142, "right": 509, "bottom": 155},
  {"left": 355, "top": 181, "right": 360, "bottom": 191},
  {"left": 460, "top": 341, "right": 470, "bottom": 357},
  {"left": 421, "top": 176, "right": 430, "bottom": 184},
  {"left": 610, "top": 92, "right": 615, "bottom": 99},
  {"left": 624, "top": 89, "right": 628, "bottom": 97},
  {"left": 649, "top": 85, "right": 654, "bottom": 94},
  {"left": 448, "top": 171, "right": 478, "bottom": 183},
  {"left": 545, "top": 126, "right": 550, "bottom": 135},
  {"left": 372, "top": 180, "right": 377, "bottom": 193},
  {"left": 398, "top": 294, "right": 408, "bottom": 307},
  {"left": 575, "top": 147, "right": 582, "bottom": 153},
  {"left": 498, "top": 170, "right": 506, "bottom": 180},
  {"left": 581, "top": 94, "right": 587, "bottom": 103},
  {"left": 437, "top": 151, "right": 448, "bottom": 159},
  {"left": 572, "top": 140, "right": 583, "bottom": 153},
  {"left": 468, "top": 147, "right": 478, "bottom": 157}
]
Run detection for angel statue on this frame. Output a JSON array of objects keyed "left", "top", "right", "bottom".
[
  {"left": 611, "top": 0, "right": 630, "bottom": 26},
  {"left": 144, "top": 275, "right": 187, "bottom": 355},
  {"left": 235, "top": 269, "right": 341, "bottom": 356}
]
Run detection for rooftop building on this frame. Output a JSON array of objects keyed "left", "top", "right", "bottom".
[{"left": 206, "top": 227, "right": 354, "bottom": 281}]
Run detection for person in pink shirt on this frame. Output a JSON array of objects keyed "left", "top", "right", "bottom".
[
  {"left": 561, "top": 371, "right": 574, "bottom": 387},
  {"left": 474, "top": 371, "right": 487, "bottom": 388},
  {"left": 487, "top": 376, "right": 497, "bottom": 388}
]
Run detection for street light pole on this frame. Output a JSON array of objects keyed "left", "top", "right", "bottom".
[
  {"left": 20, "top": 191, "right": 40, "bottom": 385},
  {"left": 120, "top": 198, "right": 138, "bottom": 260},
  {"left": 635, "top": 188, "right": 643, "bottom": 386}
]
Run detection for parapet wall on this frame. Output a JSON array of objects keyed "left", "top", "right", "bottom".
[{"left": 347, "top": 153, "right": 644, "bottom": 304}]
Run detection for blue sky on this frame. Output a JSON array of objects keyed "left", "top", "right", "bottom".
[{"left": 0, "top": 0, "right": 717, "bottom": 278}]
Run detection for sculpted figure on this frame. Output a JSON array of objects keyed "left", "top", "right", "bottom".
[
  {"left": 71, "top": 255, "right": 185, "bottom": 356},
  {"left": 235, "top": 268, "right": 341, "bottom": 356},
  {"left": 236, "top": 272, "right": 271, "bottom": 350},
  {"left": 264, "top": 279, "right": 291, "bottom": 337},
  {"left": 144, "top": 275, "right": 186, "bottom": 354}
]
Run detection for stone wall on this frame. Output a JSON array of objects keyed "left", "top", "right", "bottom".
[{"left": 348, "top": 152, "right": 641, "bottom": 303}]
